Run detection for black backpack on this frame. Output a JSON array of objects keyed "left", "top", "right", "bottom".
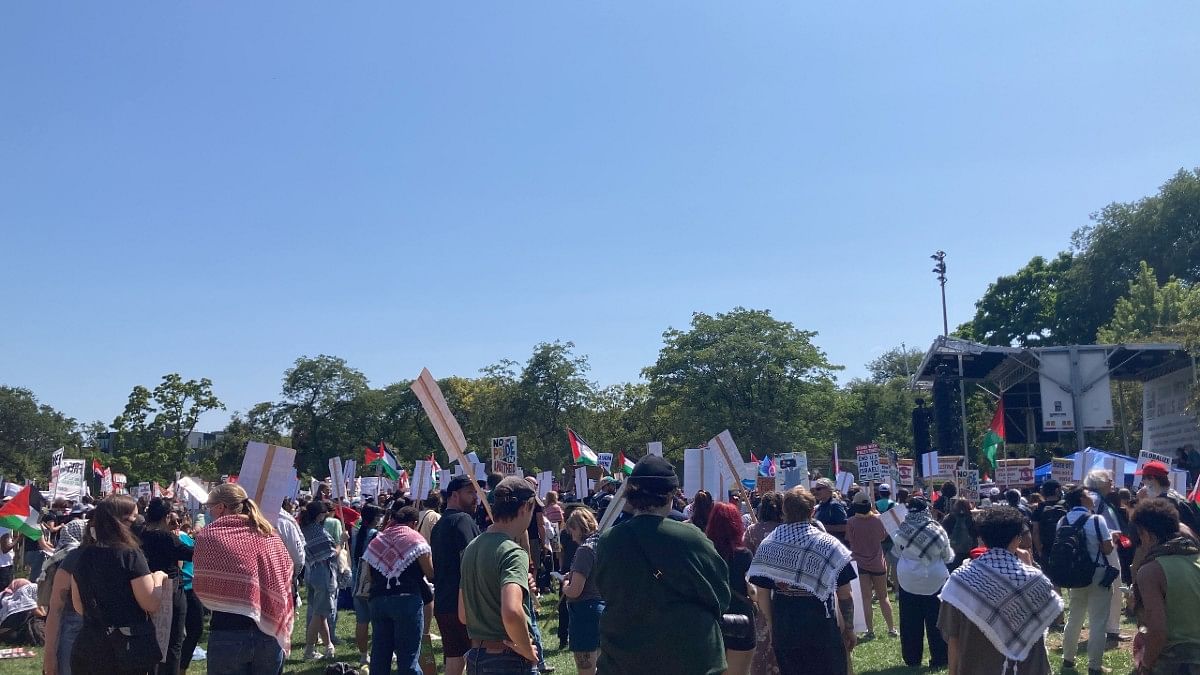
[
  {"left": 1036, "top": 502, "right": 1067, "bottom": 560},
  {"left": 1045, "top": 513, "right": 1100, "bottom": 588}
]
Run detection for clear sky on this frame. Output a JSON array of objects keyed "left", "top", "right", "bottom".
[{"left": 4, "top": 2, "right": 1199, "bottom": 433}]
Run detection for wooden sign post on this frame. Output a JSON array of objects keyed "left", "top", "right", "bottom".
[
  {"left": 411, "top": 368, "right": 493, "bottom": 521},
  {"left": 708, "top": 430, "right": 758, "bottom": 524}
]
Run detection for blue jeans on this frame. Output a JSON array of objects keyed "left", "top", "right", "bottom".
[
  {"left": 57, "top": 611, "right": 84, "bottom": 675},
  {"left": 369, "top": 593, "right": 424, "bottom": 675},
  {"left": 465, "top": 648, "right": 538, "bottom": 675},
  {"left": 205, "top": 629, "right": 285, "bottom": 675}
]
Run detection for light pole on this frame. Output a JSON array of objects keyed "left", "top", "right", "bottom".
[{"left": 931, "top": 251, "right": 948, "bottom": 336}]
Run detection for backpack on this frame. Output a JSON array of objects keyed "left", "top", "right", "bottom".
[
  {"left": 1036, "top": 502, "right": 1068, "bottom": 561},
  {"left": 1045, "top": 513, "right": 1100, "bottom": 588},
  {"left": 948, "top": 516, "right": 974, "bottom": 558}
]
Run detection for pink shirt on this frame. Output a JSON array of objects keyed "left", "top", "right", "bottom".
[{"left": 544, "top": 504, "right": 563, "bottom": 524}]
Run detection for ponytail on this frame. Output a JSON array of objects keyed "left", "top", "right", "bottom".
[
  {"left": 208, "top": 483, "right": 276, "bottom": 537},
  {"left": 239, "top": 497, "right": 275, "bottom": 538}
]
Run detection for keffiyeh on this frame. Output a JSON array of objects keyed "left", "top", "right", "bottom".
[
  {"left": 0, "top": 581, "right": 37, "bottom": 625},
  {"left": 364, "top": 524, "right": 430, "bottom": 582},
  {"left": 193, "top": 515, "right": 295, "bottom": 654},
  {"left": 37, "top": 519, "right": 86, "bottom": 585},
  {"left": 939, "top": 548, "right": 1063, "bottom": 664},
  {"left": 748, "top": 521, "right": 851, "bottom": 601},
  {"left": 891, "top": 510, "right": 952, "bottom": 563}
]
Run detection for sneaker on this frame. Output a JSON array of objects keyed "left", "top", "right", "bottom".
[
  {"left": 323, "top": 646, "right": 337, "bottom": 660},
  {"left": 888, "top": 628, "right": 899, "bottom": 638},
  {"left": 859, "top": 631, "right": 876, "bottom": 642},
  {"left": 1106, "top": 632, "right": 1130, "bottom": 642},
  {"left": 303, "top": 647, "right": 317, "bottom": 660}
]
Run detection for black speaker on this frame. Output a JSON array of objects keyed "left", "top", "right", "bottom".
[
  {"left": 932, "top": 364, "right": 960, "bottom": 455},
  {"left": 912, "top": 399, "right": 932, "bottom": 456}
]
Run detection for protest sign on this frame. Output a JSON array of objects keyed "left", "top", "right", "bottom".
[
  {"left": 756, "top": 476, "right": 775, "bottom": 494},
  {"left": 137, "top": 482, "right": 152, "bottom": 500},
  {"left": 54, "top": 459, "right": 85, "bottom": 501},
  {"left": 101, "top": 468, "right": 114, "bottom": 495},
  {"left": 920, "top": 452, "right": 938, "bottom": 478},
  {"left": 597, "top": 453, "right": 614, "bottom": 473},
  {"left": 1051, "top": 458, "right": 1074, "bottom": 484},
  {"left": 412, "top": 368, "right": 491, "bottom": 520},
  {"left": 879, "top": 504, "right": 909, "bottom": 537},
  {"left": 995, "top": 458, "right": 1036, "bottom": 488},
  {"left": 238, "top": 442, "right": 298, "bottom": 523},
  {"left": 835, "top": 471, "right": 854, "bottom": 494},
  {"left": 1170, "top": 469, "right": 1188, "bottom": 495},
  {"left": 343, "top": 459, "right": 357, "bottom": 493},
  {"left": 708, "top": 431, "right": 757, "bottom": 521},
  {"left": 574, "top": 466, "right": 590, "bottom": 495},
  {"left": 955, "top": 469, "right": 980, "bottom": 503},
  {"left": 49, "top": 448, "right": 65, "bottom": 497},
  {"left": 777, "top": 452, "right": 809, "bottom": 490},
  {"left": 685, "top": 448, "right": 727, "bottom": 502},
  {"left": 856, "top": 444, "right": 883, "bottom": 481},
  {"left": 847, "top": 561, "right": 868, "bottom": 634},
  {"left": 491, "top": 437, "right": 518, "bottom": 476},
  {"left": 438, "top": 470, "right": 452, "bottom": 489},
  {"left": 177, "top": 477, "right": 209, "bottom": 504},
  {"left": 537, "top": 471, "right": 553, "bottom": 500},
  {"left": 1138, "top": 449, "right": 1173, "bottom": 473},
  {"left": 647, "top": 442, "right": 663, "bottom": 457},
  {"left": 887, "top": 450, "right": 901, "bottom": 488},
  {"left": 328, "top": 457, "right": 346, "bottom": 499},
  {"left": 359, "top": 477, "right": 394, "bottom": 495},
  {"left": 897, "top": 459, "right": 915, "bottom": 487},
  {"left": 112, "top": 473, "right": 127, "bottom": 493},
  {"left": 411, "top": 460, "right": 433, "bottom": 501}
]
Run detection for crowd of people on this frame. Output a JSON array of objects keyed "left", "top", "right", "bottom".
[{"left": 5, "top": 454, "right": 1200, "bottom": 674}]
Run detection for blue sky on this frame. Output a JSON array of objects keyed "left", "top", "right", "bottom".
[{"left": 4, "top": 2, "right": 1199, "bottom": 432}]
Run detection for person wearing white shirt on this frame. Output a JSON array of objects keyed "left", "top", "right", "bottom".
[
  {"left": 275, "top": 509, "right": 306, "bottom": 607},
  {"left": 1057, "top": 487, "right": 1114, "bottom": 674}
]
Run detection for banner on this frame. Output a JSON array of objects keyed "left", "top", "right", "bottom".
[
  {"left": 995, "top": 458, "right": 1036, "bottom": 488},
  {"left": 856, "top": 444, "right": 882, "bottom": 482},
  {"left": 491, "top": 437, "right": 518, "bottom": 476},
  {"left": 1143, "top": 368, "right": 1200, "bottom": 453},
  {"left": 239, "top": 442, "right": 298, "bottom": 523},
  {"left": 897, "top": 459, "right": 915, "bottom": 487},
  {"left": 777, "top": 452, "right": 809, "bottom": 491},
  {"left": 1051, "top": 458, "right": 1074, "bottom": 484},
  {"left": 54, "top": 459, "right": 85, "bottom": 501}
]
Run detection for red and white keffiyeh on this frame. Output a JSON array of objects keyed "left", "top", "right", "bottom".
[
  {"left": 364, "top": 524, "right": 430, "bottom": 581},
  {"left": 193, "top": 515, "right": 295, "bottom": 654}
]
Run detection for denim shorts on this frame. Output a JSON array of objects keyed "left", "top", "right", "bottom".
[
  {"left": 205, "top": 629, "right": 285, "bottom": 675},
  {"left": 465, "top": 647, "right": 537, "bottom": 675},
  {"left": 567, "top": 599, "right": 605, "bottom": 652}
]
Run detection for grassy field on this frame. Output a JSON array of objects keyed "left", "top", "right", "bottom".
[{"left": 7, "top": 587, "right": 1134, "bottom": 674}]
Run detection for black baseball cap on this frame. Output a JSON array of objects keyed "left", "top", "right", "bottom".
[{"left": 492, "top": 476, "right": 536, "bottom": 505}]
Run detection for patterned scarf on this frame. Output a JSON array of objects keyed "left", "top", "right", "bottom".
[
  {"left": 38, "top": 519, "right": 86, "bottom": 585},
  {"left": 748, "top": 521, "right": 851, "bottom": 602},
  {"left": 364, "top": 524, "right": 430, "bottom": 582},
  {"left": 193, "top": 515, "right": 295, "bottom": 654},
  {"left": 301, "top": 520, "right": 337, "bottom": 567},
  {"left": 939, "top": 548, "right": 1063, "bottom": 664},
  {"left": 0, "top": 582, "right": 38, "bottom": 625},
  {"left": 891, "top": 510, "right": 952, "bottom": 563},
  {"left": 1142, "top": 535, "right": 1200, "bottom": 568}
]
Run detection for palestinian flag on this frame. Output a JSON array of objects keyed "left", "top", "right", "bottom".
[
  {"left": 364, "top": 442, "right": 400, "bottom": 480},
  {"left": 982, "top": 398, "right": 1005, "bottom": 471},
  {"left": 567, "top": 429, "right": 598, "bottom": 466},
  {"left": 429, "top": 455, "right": 442, "bottom": 484},
  {"left": 616, "top": 451, "right": 635, "bottom": 476},
  {"left": 0, "top": 485, "right": 44, "bottom": 540},
  {"left": 92, "top": 459, "right": 104, "bottom": 478}
]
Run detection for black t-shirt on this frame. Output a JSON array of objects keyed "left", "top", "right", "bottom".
[
  {"left": 139, "top": 529, "right": 193, "bottom": 580},
  {"left": 369, "top": 560, "right": 432, "bottom": 603},
  {"left": 527, "top": 501, "right": 544, "bottom": 543},
  {"left": 56, "top": 548, "right": 84, "bottom": 618},
  {"left": 727, "top": 548, "right": 753, "bottom": 600},
  {"left": 429, "top": 509, "right": 481, "bottom": 615},
  {"left": 210, "top": 611, "right": 257, "bottom": 632},
  {"left": 75, "top": 546, "right": 152, "bottom": 627}
]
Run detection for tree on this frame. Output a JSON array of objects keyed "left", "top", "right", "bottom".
[
  {"left": 836, "top": 379, "right": 915, "bottom": 453},
  {"left": 108, "top": 374, "right": 224, "bottom": 483},
  {"left": 960, "top": 253, "right": 1074, "bottom": 347},
  {"left": 866, "top": 346, "right": 926, "bottom": 383},
  {"left": 1097, "top": 262, "right": 1200, "bottom": 343},
  {"left": 276, "top": 355, "right": 369, "bottom": 474},
  {"left": 643, "top": 308, "right": 843, "bottom": 460},
  {"left": 207, "top": 402, "right": 285, "bottom": 476},
  {"left": 0, "top": 386, "right": 79, "bottom": 481},
  {"left": 507, "top": 342, "right": 595, "bottom": 472}
]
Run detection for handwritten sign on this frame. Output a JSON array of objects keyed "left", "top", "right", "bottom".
[
  {"left": 491, "top": 437, "right": 518, "bottom": 476},
  {"left": 856, "top": 444, "right": 882, "bottom": 481},
  {"left": 955, "top": 469, "right": 980, "bottom": 503},
  {"left": 995, "top": 458, "right": 1036, "bottom": 488},
  {"left": 1051, "top": 458, "right": 1074, "bottom": 484}
]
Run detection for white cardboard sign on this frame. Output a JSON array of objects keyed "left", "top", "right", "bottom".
[
  {"left": 238, "top": 441, "right": 298, "bottom": 523},
  {"left": 328, "top": 457, "right": 346, "bottom": 500}
]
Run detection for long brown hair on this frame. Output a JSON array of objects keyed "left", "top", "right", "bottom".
[
  {"left": 90, "top": 495, "right": 141, "bottom": 549},
  {"left": 208, "top": 484, "right": 276, "bottom": 537}
]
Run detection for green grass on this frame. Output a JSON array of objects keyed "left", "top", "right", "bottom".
[{"left": 7, "top": 587, "right": 1134, "bottom": 674}]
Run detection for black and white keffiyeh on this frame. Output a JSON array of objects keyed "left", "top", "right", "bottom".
[
  {"left": 748, "top": 521, "right": 851, "bottom": 602},
  {"left": 891, "top": 510, "right": 952, "bottom": 563},
  {"left": 939, "top": 548, "right": 1064, "bottom": 664}
]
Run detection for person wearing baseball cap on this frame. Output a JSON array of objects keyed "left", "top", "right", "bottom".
[
  {"left": 429, "top": 475, "right": 482, "bottom": 675},
  {"left": 460, "top": 476, "right": 541, "bottom": 671},
  {"left": 812, "top": 478, "right": 849, "bottom": 543},
  {"left": 1137, "top": 460, "right": 1200, "bottom": 534},
  {"left": 592, "top": 455, "right": 731, "bottom": 675}
]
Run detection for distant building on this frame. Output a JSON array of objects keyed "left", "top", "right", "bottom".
[{"left": 97, "top": 430, "right": 225, "bottom": 453}]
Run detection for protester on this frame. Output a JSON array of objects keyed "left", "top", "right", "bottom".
[
  {"left": 138, "top": 498, "right": 192, "bottom": 675},
  {"left": 353, "top": 503, "right": 384, "bottom": 666},
  {"left": 298, "top": 500, "right": 340, "bottom": 659},
  {"left": 175, "top": 516, "right": 203, "bottom": 674},
  {"left": 594, "top": 455, "right": 731, "bottom": 675},
  {"left": 706, "top": 501, "right": 757, "bottom": 675},
  {"left": 940, "top": 499, "right": 978, "bottom": 571},
  {"left": 364, "top": 504, "right": 434, "bottom": 675},
  {"left": 932, "top": 482, "right": 957, "bottom": 520},
  {"left": 192, "top": 484, "right": 294, "bottom": 675},
  {"left": 1030, "top": 479, "right": 1065, "bottom": 569},
  {"left": 875, "top": 484, "right": 896, "bottom": 513},
  {"left": 812, "top": 478, "right": 849, "bottom": 543},
  {"left": 0, "top": 525, "right": 13, "bottom": 591},
  {"left": 890, "top": 496, "right": 951, "bottom": 669},
  {"left": 846, "top": 491, "right": 895, "bottom": 639},
  {"left": 690, "top": 490, "right": 715, "bottom": 532},
  {"left": 430, "top": 475, "right": 482, "bottom": 675},
  {"left": 459, "top": 476, "right": 541, "bottom": 674},
  {"left": 560, "top": 508, "right": 603, "bottom": 675},
  {"left": 743, "top": 491, "right": 782, "bottom": 675},
  {"left": 69, "top": 495, "right": 168, "bottom": 675},
  {"left": 1083, "top": 468, "right": 1128, "bottom": 644},
  {"left": 938, "top": 506, "right": 1063, "bottom": 675},
  {"left": 543, "top": 492, "right": 563, "bottom": 530},
  {"left": 1137, "top": 460, "right": 1200, "bottom": 534},
  {"left": 39, "top": 518, "right": 87, "bottom": 675},
  {"left": 1130, "top": 497, "right": 1200, "bottom": 673},
  {"left": 1057, "top": 486, "right": 1115, "bottom": 673},
  {"left": 416, "top": 492, "right": 442, "bottom": 542},
  {"left": 749, "top": 485, "right": 857, "bottom": 675}
]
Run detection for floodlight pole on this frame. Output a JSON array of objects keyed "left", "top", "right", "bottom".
[{"left": 931, "top": 251, "right": 948, "bottom": 337}]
